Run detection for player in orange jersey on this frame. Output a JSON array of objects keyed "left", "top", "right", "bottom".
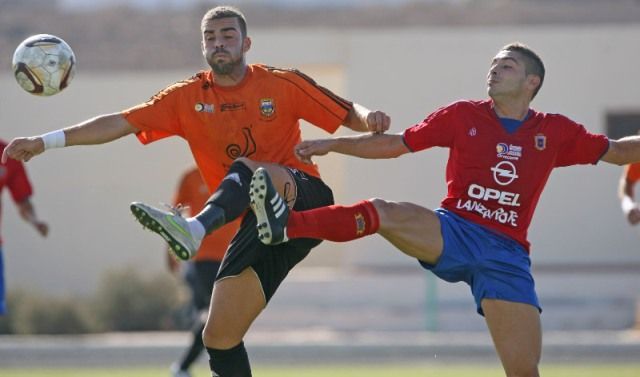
[
  {"left": 619, "top": 162, "right": 640, "bottom": 225},
  {"left": 2, "top": 6, "right": 389, "bottom": 376},
  {"left": 168, "top": 166, "right": 240, "bottom": 377}
]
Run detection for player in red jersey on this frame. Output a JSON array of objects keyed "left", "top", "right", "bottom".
[
  {"left": 0, "top": 139, "right": 48, "bottom": 315},
  {"left": 2, "top": 6, "right": 389, "bottom": 376},
  {"left": 619, "top": 162, "right": 640, "bottom": 225},
  {"left": 252, "top": 43, "right": 640, "bottom": 377}
]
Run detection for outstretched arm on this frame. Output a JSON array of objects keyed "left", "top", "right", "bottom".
[
  {"left": 1, "top": 113, "right": 138, "bottom": 163},
  {"left": 601, "top": 136, "right": 640, "bottom": 165},
  {"left": 16, "top": 198, "right": 49, "bottom": 237},
  {"left": 295, "top": 133, "right": 410, "bottom": 164},
  {"left": 343, "top": 103, "right": 391, "bottom": 134}
]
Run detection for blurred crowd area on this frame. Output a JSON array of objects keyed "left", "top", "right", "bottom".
[{"left": 2, "top": 0, "right": 640, "bottom": 71}]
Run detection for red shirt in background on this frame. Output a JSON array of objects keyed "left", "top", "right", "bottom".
[{"left": 0, "top": 140, "right": 34, "bottom": 245}]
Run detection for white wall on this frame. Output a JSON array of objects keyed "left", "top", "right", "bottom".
[{"left": 3, "top": 24, "right": 640, "bottom": 295}]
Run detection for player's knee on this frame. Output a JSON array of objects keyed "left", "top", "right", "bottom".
[
  {"left": 202, "top": 321, "right": 242, "bottom": 350},
  {"left": 369, "top": 198, "right": 407, "bottom": 224}
]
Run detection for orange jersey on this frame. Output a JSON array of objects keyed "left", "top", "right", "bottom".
[
  {"left": 625, "top": 162, "right": 640, "bottom": 183},
  {"left": 174, "top": 167, "right": 240, "bottom": 262},
  {"left": 122, "top": 64, "right": 352, "bottom": 191}
]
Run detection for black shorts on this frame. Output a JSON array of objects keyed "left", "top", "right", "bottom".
[{"left": 215, "top": 168, "right": 334, "bottom": 302}]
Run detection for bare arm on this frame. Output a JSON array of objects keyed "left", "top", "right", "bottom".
[
  {"left": 619, "top": 171, "right": 634, "bottom": 200},
  {"left": 343, "top": 103, "right": 391, "bottom": 134},
  {"left": 601, "top": 136, "right": 640, "bottom": 166},
  {"left": 295, "top": 133, "right": 411, "bottom": 164},
  {"left": 1, "top": 113, "right": 138, "bottom": 163},
  {"left": 606, "top": 137, "right": 640, "bottom": 224},
  {"left": 64, "top": 113, "right": 138, "bottom": 146},
  {"left": 16, "top": 198, "right": 49, "bottom": 237},
  {"left": 618, "top": 166, "right": 640, "bottom": 225}
]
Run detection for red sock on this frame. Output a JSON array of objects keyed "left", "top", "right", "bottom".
[{"left": 287, "top": 200, "right": 380, "bottom": 242}]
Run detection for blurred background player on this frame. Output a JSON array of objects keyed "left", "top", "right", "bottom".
[
  {"left": 168, "top": 166, "right": 240, "bottom": 377},
  {"left": 619, "top": 162, "right": 640, "bottom": 225},
  {"left": 0, "top": 138, "right": 48, "bottom": 315}
]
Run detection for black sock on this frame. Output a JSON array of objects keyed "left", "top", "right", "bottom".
[
  {"left": 197, "top": 160, "right": 253, "bottom": 234},
  {"left": 179, "top": 322, "right": 205, "bottom": 370},
  {"left": 207, "top": 341, "right": 252, "bottom": 377}
]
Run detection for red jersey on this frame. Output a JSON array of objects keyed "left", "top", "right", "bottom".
[
  {"left": 404, "top": 100, "right": 609, "bottom": 251},
  {"left": 173, "top": 167, "right": 239, "bottom": 262},
  {"left": 624, "top": 162, "right": 640, "bottom": 183},
  {"left": 122, "top": 64, "right": 351, "bottom": 191},
  {"left": 0, "top": 140, "right": 34, "bottom": 245}
]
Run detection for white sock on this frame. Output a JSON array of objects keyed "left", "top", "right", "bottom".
[{"left": 186, "top": 218, "right": 206, "bottom": 242}]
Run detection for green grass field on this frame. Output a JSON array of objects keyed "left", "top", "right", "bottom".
[{"left": 2, "top": 364, "right": 639, "bottom": 377}]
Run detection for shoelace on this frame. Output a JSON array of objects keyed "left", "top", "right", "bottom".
[{"left": 160, "top": 202, "right": 190, "bottom": 217}]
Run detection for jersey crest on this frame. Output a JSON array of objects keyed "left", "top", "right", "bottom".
[
  {"left": 260, "top": 98, "right": 275, "bottom": 118},
  {"left": 534, "top": 133, "right": 547, "bottom": 150}
]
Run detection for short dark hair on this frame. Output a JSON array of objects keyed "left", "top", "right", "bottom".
[
  {"left": 201, "top": 6, "right": 247, "bottom": 37},
  {"left": 501, "top": 42, "right": 545, "bottom": 99}
]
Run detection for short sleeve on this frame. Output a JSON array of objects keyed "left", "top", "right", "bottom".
[
  {"left": 625, "top": 162, "right": 640, "bottom": 183},
  {"left": 6, "top": 159, "right": 33, "bottom": 203},
  {"left": 122, "top": 82, "right": 186, "bottom": 145},
  {"left": 403, "top": 103, "right": 458, "bottom": 152},
  {"left": 554, "top": 117, "right": 609, "bottom": 167},
  {"left": 277, "top": 69, "right": 352, "bottom": 134}
]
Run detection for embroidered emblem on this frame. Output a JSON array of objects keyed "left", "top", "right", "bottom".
[
  {"left": 354, "top": 213, "right": 366, "bottom": 235},
  {"left": 260, "top": 98, "right": 275, "bottom": 117},
  {"left": 534, "top": 133, "right": 546, "bottom": 151}
]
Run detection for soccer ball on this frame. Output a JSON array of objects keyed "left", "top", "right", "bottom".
[{"left": 12, "top": 34, "right": 76, "bottom": 96}]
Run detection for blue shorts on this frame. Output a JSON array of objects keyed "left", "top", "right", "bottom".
[
  {"left": 419, "top": 209, "right": 540, "bottom": 316},
  {"left": 0, "top": 246, "right": 5, "bottom": 315}
]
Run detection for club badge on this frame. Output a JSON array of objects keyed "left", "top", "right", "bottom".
[
  {"left": 260, "top": 98, "right": 275, "bottom": 118},
  {"left": 534, "top": 133, "right": 546, "bottom": 151}
]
